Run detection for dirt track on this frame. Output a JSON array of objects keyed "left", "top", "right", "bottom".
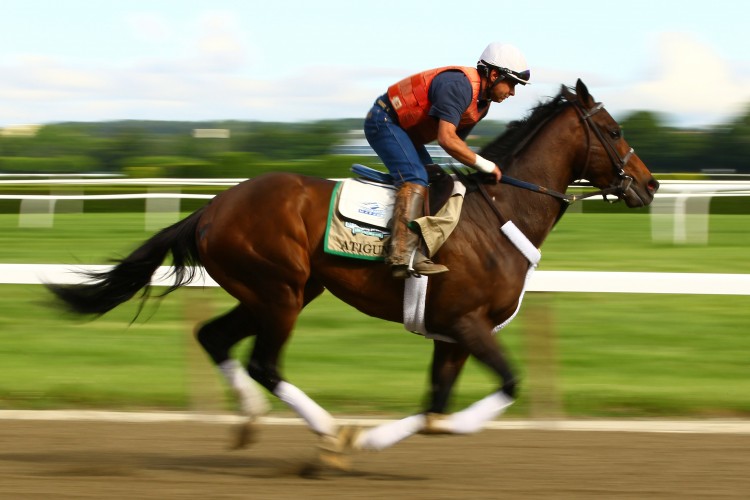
[{"left": 1, "top": 419, "right": 749, "bottom": 499}]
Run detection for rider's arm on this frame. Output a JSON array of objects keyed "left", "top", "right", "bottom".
[{"left": 437, "top": 119, "right": 502, "bottom": 182}]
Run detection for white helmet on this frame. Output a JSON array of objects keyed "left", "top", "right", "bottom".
[{"left": 478, "top": 42, "right": 530, "bottom": 85}]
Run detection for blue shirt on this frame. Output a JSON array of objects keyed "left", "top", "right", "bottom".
[{"left": 427, "top": 70, "right": 486, "bottom": 138}]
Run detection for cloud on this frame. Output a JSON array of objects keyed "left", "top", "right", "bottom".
[
  {"left": 126, "top": 12, "right": 248, "bottom": 75},
  {"left": 604, "top": 33, "right": 750, "bottom": 126},
  {"left": 1, "top": 27, "right": 747, "bottom": 127},
  {"left": 206, "top": 66, "right": 376, "bottom": 120},
  {"left": 0, "top": 10, "right": 261, "bottom": 125},
  {"left": 125, "top": 12, "right": 174, "bottom": 43},
  {"left": 7, "top": 55, "right": 106, "bottom": 92},
  {"left": 191, "top": 12, "right": 248, "bottom": 72}
]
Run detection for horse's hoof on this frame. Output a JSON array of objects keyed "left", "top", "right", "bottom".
[
  {"left": 230, "top": 420, "right": 260, "bottom": 450},
  {"left": 338, "top": 425, "right": 362, "bottom": 449},
  {"left": 316, "top": 426, "right": 360, "bottom": 471},
  {"left": 318, "top": 449, "right": 352, "bottom": 471},
  {"left": 419, "top": 413, "right": 455, "bottom": 435}
]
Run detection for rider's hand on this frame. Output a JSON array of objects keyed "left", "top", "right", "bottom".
[
  {"left": 472, "top": 153, "right": 502, "bottom": 183},
  {"left": 490, "top": 165, "right": 502, "bottom": 183}
]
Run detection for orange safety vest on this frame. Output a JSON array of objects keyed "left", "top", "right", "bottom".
[{"left": 387, "top": 66, "right": 488, "bottom": 144}]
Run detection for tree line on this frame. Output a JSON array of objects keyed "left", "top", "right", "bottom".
[{"left": 0, "top": 107, "right": 748, "bottom": 177}]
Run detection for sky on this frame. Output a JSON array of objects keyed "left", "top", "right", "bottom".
[{"left": 1, "top": 0, "right": 748, "bottom": 129}]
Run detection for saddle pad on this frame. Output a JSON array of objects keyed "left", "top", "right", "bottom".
[
  {"left": 337, "top": 178, "right": 396, "bottom": 229},
  {"left": 324, "top": 182, "right": 390, "bottom": 261}
]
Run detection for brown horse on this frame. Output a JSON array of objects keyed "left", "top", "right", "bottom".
[{"left": 48, "top": 80, "right": 658, "bottom": 459}]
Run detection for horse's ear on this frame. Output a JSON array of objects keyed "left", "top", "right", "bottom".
[
  {"left": 575, "top": 79, "right": 595, "bottom": 107},
  {"left": 561, "top": 83, "right": 575, "bottom": 101}
]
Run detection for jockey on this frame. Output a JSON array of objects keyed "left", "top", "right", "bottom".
[{"left": 364, "top": 42, "right": 530, "bottom": 279}]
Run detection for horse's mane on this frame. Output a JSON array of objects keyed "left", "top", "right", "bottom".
[{"left": 479, "top": 87, "right": 570, "bottom": 164}]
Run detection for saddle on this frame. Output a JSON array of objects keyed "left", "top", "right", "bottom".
[
  {"left": 350, "top": 164, "right": 458, "bottom": 217},
  {"left": 323, "top": 165, "right": 466, "bottom": 261}
]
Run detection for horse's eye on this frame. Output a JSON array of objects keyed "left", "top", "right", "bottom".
[{"left": 610, "top": 129, "right": 622, "bottom": 140}]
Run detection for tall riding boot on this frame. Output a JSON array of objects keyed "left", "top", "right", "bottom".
[{"left": 387, "top": 182, "right": 449, "bottom": 279}]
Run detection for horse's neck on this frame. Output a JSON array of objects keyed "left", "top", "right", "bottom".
[{"left": 487, "top": 118, "right": 580, "bottom": 247}]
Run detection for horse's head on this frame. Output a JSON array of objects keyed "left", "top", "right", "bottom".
[{"left": 563, "top": 79, "right": 659, "bottom": 207}]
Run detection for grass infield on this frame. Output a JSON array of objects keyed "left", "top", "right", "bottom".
[{"left": 0, "top": 208, "right": 748, "bottom": 417}]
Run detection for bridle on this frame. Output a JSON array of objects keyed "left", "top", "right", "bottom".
[
  {"left": 465, "top": 93, "right": 641, "bottom": 228},
  {"left": 492, "top": 95, "right": 638, "bottom": 205},
  {"left": 570, "top": 98, "right": 635, "bottom": 202}
]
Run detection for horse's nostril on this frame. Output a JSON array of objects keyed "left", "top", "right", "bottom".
[{"left": 648, "top": 179, "right": 660, "bottom": 192}]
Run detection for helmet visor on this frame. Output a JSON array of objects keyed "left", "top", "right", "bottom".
[{"left": 504, "top": 68, "right": 531, "bottom": 85}]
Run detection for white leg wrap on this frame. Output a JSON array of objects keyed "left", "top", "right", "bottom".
[
  {"left": 217, "top": 359, "right": 270, "bottom": 418},
  {"left": 430, "top": 392, "right": 514, "bottom": 434},
  {"left": 273, "top": 381, "right": 337, "bottom": 437},
  {"left": 353, "top": 414, "right": 426, "bottom": 451}
]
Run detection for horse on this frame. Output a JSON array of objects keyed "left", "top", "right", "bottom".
[{"left": 47, "top": 79, "right": 658, "bottom": 465}]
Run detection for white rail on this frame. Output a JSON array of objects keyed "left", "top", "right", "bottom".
[
  {"left": 1, "top": 264, "right": 748, "bottom": 295},
  {"left": 2, "top": 179, "right": 748, "bottom": 246}
]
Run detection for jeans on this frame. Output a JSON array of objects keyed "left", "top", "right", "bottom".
[{"left": 364, "top": 102, "right": 433, "bottom": 187}]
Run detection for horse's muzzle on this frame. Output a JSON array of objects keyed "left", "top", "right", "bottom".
[{"left": 625, "top": 176, "right": 659, "bottom": 207}]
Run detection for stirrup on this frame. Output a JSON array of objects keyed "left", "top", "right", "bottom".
[
  {"left": 391, "top": 264, "right": 413, "bottom": 279},
  {"left": 392, "top": 250, "right": 448, "bottom": 279}
]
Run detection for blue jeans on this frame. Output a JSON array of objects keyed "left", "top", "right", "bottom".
[{"left": 364, "top": 103, "right": 433, "bottom": 187}]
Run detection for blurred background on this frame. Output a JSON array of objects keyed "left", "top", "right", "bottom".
[{"left": 0, "top": 0, "right": 748, "bottom": 419}]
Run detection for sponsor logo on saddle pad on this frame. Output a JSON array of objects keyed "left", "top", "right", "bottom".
[
  {"left": 345, "top": 221, "right": 388, "bottom": 239},
  {"left": 337, "top": 179, "right": 396, "bottom": 229},
  {"left": 324, "top": 180, "right": 394, "bottom": 261},
  {"left": 357, "top": 201, "right": 387, "bottom": 219}
]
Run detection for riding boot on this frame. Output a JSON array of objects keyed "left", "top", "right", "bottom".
[{"left": 387, "top": 182, "right": 449, "bottom": 279}]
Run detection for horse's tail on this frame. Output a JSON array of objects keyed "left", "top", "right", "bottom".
[{"left": 46, "top": 207, "right": 206, "bottom": 316}]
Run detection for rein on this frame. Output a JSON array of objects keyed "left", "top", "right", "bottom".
[
  {"left": 462, "top": 94, "right": 638, "bottom": 229},
  {"left": 499, "top": 175, "right": 601, "bottom": 204}
]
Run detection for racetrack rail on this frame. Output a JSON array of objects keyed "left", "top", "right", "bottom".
[{"left": 2, "top": 410, "right": 749, "bottom": 435}]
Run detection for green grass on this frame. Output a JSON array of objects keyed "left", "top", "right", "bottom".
[
  {"left": 2, "top": 210, "right": 749, "bottom": 273},
  {"left": 541, "top": 212, "right": 750, "bottom": 273},
  {"left": 548, "top": 294, "right": 750, "bottom": 417},
  {"left": 0, "top": 287, "right": 189, "bottom": 409},
  {"left": 0, "top": 207, "right": 748, "bottom": 417}
]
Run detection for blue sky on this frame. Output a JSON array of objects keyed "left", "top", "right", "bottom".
[{"left": 1, "top": 0, "right": 748, "bottom": 128}]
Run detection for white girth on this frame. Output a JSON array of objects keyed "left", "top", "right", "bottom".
[{"left": 404, "top": 220, "right": 541, "bottom": 342}]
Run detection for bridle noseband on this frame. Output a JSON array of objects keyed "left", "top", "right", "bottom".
[{"left": 570, "top": 98, "right": 635, "bottom": 202}]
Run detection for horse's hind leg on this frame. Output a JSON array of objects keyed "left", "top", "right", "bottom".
[
  {"left": 234, "top": 279, "right": 342, "bottom": 438},
  {"left": 195, "top": 305, "right": 270, "bottom": 419},
  {"left": 243, "top": 280, "right": 354, "bottom": 468},
  {"left": 249, "top": 322, "right": 338, "bottom": 437}
]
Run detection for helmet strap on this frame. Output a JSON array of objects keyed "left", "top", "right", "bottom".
[
  {"left": 479, "top": 67, "right": 505, "bottom": 103},
  {"left": 490, "top": 66, "right": 509, "bottom": 86}
]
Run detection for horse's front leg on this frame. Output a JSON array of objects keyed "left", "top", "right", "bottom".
[
  {"left": 426, "top": 340, "right": 470, "bottom": 414},
  {"left": 346, "top": 341, "right": 469, "bottom": 451},
  {"left": 348, "top": 319, "right": 515, "bottom": 451},
  {"left": 423, "top": 315, "right": 516, "bottom": 434}
]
